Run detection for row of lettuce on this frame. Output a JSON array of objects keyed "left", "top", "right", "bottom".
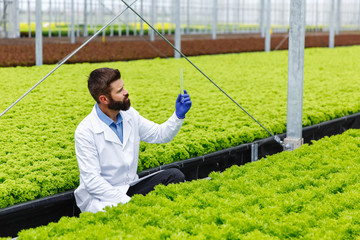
[
  {"left": 0, "top": 46, "right": 360, "bottom": 209},
  {"left": 20, "top": 22, "right": 267, "bottom": 37},
  {"left": 20, "top": 22, "right": 324, "bottom": 37},
  {"left": 11, "top": 129, "right": 360, "bottom": 239}
]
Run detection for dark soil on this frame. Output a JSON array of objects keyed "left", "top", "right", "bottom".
[{"left": 0, "top": 32, "right": 359, "bottom": 67}]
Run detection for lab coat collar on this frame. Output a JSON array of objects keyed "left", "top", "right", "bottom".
[{"left": 90, "top": 105, "right": 132, "bottom": 146}]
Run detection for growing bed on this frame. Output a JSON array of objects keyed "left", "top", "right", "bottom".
[
  {"left": 0, "top": 46, "right": 359, "bottom": 209},
  {"left": 10, "top": 129, "right": 360, "bottom": 239},
  {"left": 1, "top": 111, "right": 359, "bottom": 238},
  {"left": 0, "top": 46, "right": 359, "bottom": 237}
]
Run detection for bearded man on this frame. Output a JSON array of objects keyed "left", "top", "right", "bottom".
[{"left": 74, "top": 68, "right": 192, "bottom": 213}]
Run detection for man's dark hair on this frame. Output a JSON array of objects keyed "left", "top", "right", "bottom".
[{"left": 88, "top": 68, "right": 121, "bottom": 103}]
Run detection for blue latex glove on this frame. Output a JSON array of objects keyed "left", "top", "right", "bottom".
[{"left": 175, "top": 90, "right": 192, "bottom": 119}]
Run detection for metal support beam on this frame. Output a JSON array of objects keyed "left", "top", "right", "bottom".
[
  {"left": 125, "top": 4, "right": 129, "bottom": 36},
  {"left": 174, "top": 0, "right": 181, "bottom": 59},
  {"left": 101, "top": 0, "right": 106, "bottom": 39},
  {"left": 65, "top": 1, "right": 69, "bottom": 37},
  {"left": 110, "top": 0, "right": 114, "bottom": 36},
  {"left": 260, "top": 0, "right": 265, "bottom": 37},
  {"left": 336, "top": 0, "right": 341, "bottom": 34},
  {"left": 27, "top": 0, "right": 31, "bottom": 38},
  {"left": 212, "top": 0, "right": 217, "bottom": 40},
  {"left": 285, "top": 0, "right": 306, "bottom": 151},
  {"left": 70, "top": 0, "right": 75, "bottom": 43},
  {"left": 76, "top": 1, "right": 80, "bottom": 37},
  {"left": 150, "top": 0, "right": 155, "bottom": 41},
  {"left": 90, "top": 0, "right": 93, "bottom": 32},
  {"left": 251, "top": 143, "right": 258, "bottom": 162},
  {"left": 329, "top": 0, "right": 336, "bottom": 48},
  {"left": 7, "top": 0, "right": 20, "bottom": 38},
  {"left": 84, "top": 0, "right": 88, "bottom": 36},
  {"left": 140, "top": 0, "right": 143, "bottom": 36},
  {"left": 35, "top": 0, "right": 43, "bottom": 66},
  {"left": 359, "top": 0, "right": 360, "bottom": 30},
  {"left": 186, "top": 0, "right": 190, "bottom": 34},
  {"left": 315, "top": 0, "right": 319, "bottom": 31},
  {"left": 49, "top": 0, "right": 52, "bottom": 37},
  {"left": 57, "top": 0, "right": 62, "bottom": 37},
  {"left": 14, "top": 0, "right": 20, "bottom": 38},
  {"left": 56, "top": 0, "right": 61, "bottom": 37},
  {"left": 265, "top": 0, "right": 271, "bottom": 52}
]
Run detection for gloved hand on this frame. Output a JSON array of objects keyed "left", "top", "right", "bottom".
[{"left": 175, "top": 90, "right": 192, "bottom": 119}]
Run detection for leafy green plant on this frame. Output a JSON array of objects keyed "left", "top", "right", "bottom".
[
  {"left": 0, "top": 46, "right": 359, "bottom": 208},
  {"left": 15, "top": 129, "right": 360, "bottom": 239}
]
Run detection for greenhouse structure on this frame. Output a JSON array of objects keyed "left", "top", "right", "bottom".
[{"left": 0, "top": 0, "right": 359, "bottom": 239}]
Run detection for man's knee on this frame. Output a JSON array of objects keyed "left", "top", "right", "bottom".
[{"left": 164, "top": 168, "right": 185, "bottom": 184}]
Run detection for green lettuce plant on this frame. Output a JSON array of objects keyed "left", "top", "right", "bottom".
[
  {"left": 0, "top": 46, "right": 359, "bottom": 208},
  {"left": 15, "top": 129, "right": 360, "bottom": 239}
]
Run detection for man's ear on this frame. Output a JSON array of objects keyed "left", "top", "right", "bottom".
[{"left": 98, "top": 95, "right": 109, "bottom": 104}]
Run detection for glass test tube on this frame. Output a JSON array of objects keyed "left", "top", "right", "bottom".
[{"left": 180, "top": 68, "right": 184, "bottom": 95}]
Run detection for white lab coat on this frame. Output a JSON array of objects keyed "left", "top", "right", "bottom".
[{"left": 74, "top": 105, "right": 184, "bottom": 213}]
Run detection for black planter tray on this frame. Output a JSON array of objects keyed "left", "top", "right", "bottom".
[{"left": 1, "top": 112, "right": 359, "bottom": 238}]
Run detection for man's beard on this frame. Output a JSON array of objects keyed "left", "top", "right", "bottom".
[{"left": 107, "top": 95, "right": 131, "bottom": 111}]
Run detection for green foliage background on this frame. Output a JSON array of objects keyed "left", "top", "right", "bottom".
[
  {"left": 16, "top": 129, "right": 360, "bottom": 239},
  {"left": 0, "top": 46, "right": 359, "bottom": 208}
]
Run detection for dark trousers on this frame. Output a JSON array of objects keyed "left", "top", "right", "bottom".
[{"left": 126, "top": 168, "right": 185, "bottom": 197}]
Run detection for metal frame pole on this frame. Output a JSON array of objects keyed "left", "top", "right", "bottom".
[
  {"left": 336, "top": 0, "right": 341, "bottom": 34},
  {"left": 118, "top": 2, "right": 122, "bottom": 36},
  {"left": 175, "top": 0, "right": 181, "bottom": 58},
  {"left": 329, "top": 0, "right": 336, "bottom": 48},
  {"left": 150, "top": 0, "right": 155, "bottom": 41},
  {"left": 58, "top": 0, "right": 61, "bottom": 37},
  {"left": 76, "top": 0, "right": 80, "bottom": 37},
  {"left": 125, "top": 2, "right": 129, "bottom": 36},
  {"left": 101, "top": 0, "right": 105, "bottom": 39},
  {"left": 54, "top": 0, "right": 57, "bottom": 37},
  {"left": 65, "top": 0, "right": 69, "bottom": 37},
  {"left": 315, "top": 0, "right": 318, "bottom": 31},
  {"left": 90, "top": 0, "right": 93, "bottom": 32},
  {"left": 285, "top": 0, "right": 306, "bottom": 150},
  {"left": 49, "top": 0, "right": 52, "bottom": 37},
  {"left": 110, "top": 0, "right": 114, "bottom": 36},
  {"left": 212, "top": 0, "right": 217, "bottom": 40},
  {"left": 140, "top": 0, "right": 143, "bottom": 36},
  {"left": 168, "top": 0, "right": 172, "bottom": 35},
  {"left": 8, "top": 0, "right": 14, "bottom": 38},
  {"left": 251, "top": 143, "right": 258, "bottom": 162},
  {"left": 161, "top": 0, "right": 165, "bottom": 35},
  {"left": 133, "top": 2, "right": 137, "bottom": 36},
  {"left": 359, "top": 0, "right": 360, "bottom": 30},
  {"left": 265, "top": 0, "right": 271, "bottom": 52},
  {"left": 70, "top": 0, "right": 75, "bottom": 43},
  {"left": 260, "top": 0, "right": 265, "bottom": 37},
  {"left": 15, "top": 0, "right": 19, "bottom": 38},
  {"left": 186, "top": 0, "right": 190, "bottom": 34},
  {"left": 84, "top": 0, "right": 88, "bottom": 36},
  {"left": 27, "top": 0, "right": 31, "bottom": 38},
  {"left": 2, "top": 1, "right": 4, "bottom": 37},
  {"left": 35, "top": 0, "right": 43, "bottom": 66}
]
